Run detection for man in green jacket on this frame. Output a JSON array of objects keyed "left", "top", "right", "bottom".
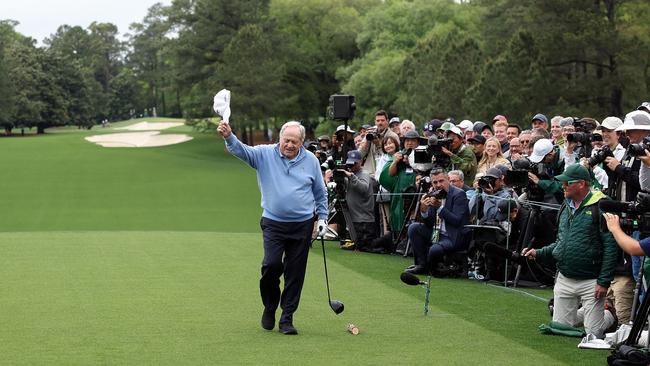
[
  {"left": 441, "top": 126, "right": 477, "bottom": 186},
  {"left": 523, "top": 164, "right": 618, "bottom": 338}
]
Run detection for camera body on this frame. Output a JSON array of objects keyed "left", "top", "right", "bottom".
[
  {"left": 506, "top": 158, "right": 546, "bottom": 202},
  {"left": 365, "top": 127, "right": 378, "bottom": 141},
  {"left": 588, "top": 145, "right": 614, "bottom": 167},
  {"left": 627, "top": 136, "right": 650, "bottom": 157},
  {"left": 425, "top": 189, "right": 447, "bottom": 200}
]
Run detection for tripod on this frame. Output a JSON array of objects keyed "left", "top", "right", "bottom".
[
  {"left": 398, "top": 176, "right": 429, "bottom": 257},
  {"left": 326, "top": 192, "right": 358, "bottom": 244},
  {"left": 512, "top": 201, "right": 540, "bottom": 287}
]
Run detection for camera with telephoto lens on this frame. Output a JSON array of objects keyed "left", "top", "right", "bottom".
[
  {"left": 626, "top": 136, "right": 650, "bottom": 157},
  {"left": 587, "top": 145, "right": 614, "bottom": 167},
  {"left": 478, "top": 176, "right": 497, "bottom": 190},
  {"left": 425, "top": 189, "right": 447, "bottom": 200},
  {"left": 599, "top": 192, "right": 650, "bottom": 235},
  {"left": 407, "top": 136, "right": 452, "bottom": 173}
]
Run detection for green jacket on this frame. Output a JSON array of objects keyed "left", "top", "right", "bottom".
[
  {"left": 536, "top": 191, "right": 618, "bottom": 288},
  {"left": 379, "top": 156, "right": 416, "bottom": 233},
  {"left": 448, "top": 144, "right": 477, "bottom": 186},
  {"left": 537, "top": 146, "right": 565, "bottom": 195}
]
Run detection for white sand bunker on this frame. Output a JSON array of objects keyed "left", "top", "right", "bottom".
[
  {"left": 114, "top": 121, "right": 185, "bottom": 131},
  {"left": 85, "top": 131, "right": 193, "bottom": 148}
]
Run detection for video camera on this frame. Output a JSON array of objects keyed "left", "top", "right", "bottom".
[
  {"left": 407, "top": 136, "right": 452, "bottom": 173},
  {"left": 599, "top": 192, "right": 650, "bottom": 235},
  {"left": 505, "top": 158, "right": 546, "bottom": 202},
  {"left": 565, "top": 117, "right": 600, "bottom": 159}
]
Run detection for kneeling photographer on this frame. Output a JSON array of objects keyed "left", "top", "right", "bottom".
[
  {"left": 523, "top": 164, "right": 618, "bottom": 339},
  {"left": 469, "top": 166, "right": 516, "bottom": 224},
  {"left": 332, "top": 150, "right": 383, "bottom": 252},
  {"left": 403, "top": 170, "right": 471, "bottom": 275}
]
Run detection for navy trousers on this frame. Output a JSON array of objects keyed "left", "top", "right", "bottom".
[
  {"left": 260, "top": 216, "right": 313, "bottom": 325},
  {"left": 407, "top": 222, "right": 457, "bottom": 268}
]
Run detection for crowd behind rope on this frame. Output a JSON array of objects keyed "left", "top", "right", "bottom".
[{"left": 303, "top": 102, "right": 650, "bottom": 342}]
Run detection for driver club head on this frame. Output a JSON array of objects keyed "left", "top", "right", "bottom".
[{"left": 330, "top": 300, "right": 344, "bottom": 314}]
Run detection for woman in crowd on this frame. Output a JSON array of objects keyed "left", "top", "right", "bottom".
[
  {"left": 375, "top": 133, "right": 400, "bottom": 236},
  {"left": 476, "top": 137, "right": 511, "bottom": 175}
]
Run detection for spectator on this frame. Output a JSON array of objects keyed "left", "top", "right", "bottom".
[
  {"left": 442, "top": 126, "right": 478, "bottom": 186},
  {"left": 477, "top": 137, "right": 512, "bottom": 175},
  {"left": 448, "top": 170, "right": 471, "bottom": 192},
  {"left": 400, "top": 120, "right": 416, "bottom": 136},
  {"left": 531, "top": 113, "right": 549, "bottom": 131},
  {"left": 405, "top": 170, "right": 470, "bottom": 275},
  {"left": 379, "top": 130, "right": 420, "bottom": 238},
  {"left": 519, "top": 130, "right": 533, "bottom": 156},
  {"left": 550, "top": 116, "right": 564, "bottom": 147},
  {"left": 505, "top": 137, "right": 524, "bottom": 162},
  {"left": 493, "top": 120, "right": 509, "bottom": 152},
  {"left": 389, "top": 117, "right": 401, "bottom": 136},
  {"left": 468, "top": 135, "right": 486, "bottom": 162},
  {"left": 473, "top": 121, "right": 494, "bottom": 139},
  {"left": 531, "top": 127, "right": 551, "bottom": 139},
  {"left": 506, "top": 124, "right": 521, "bottom": 143},
  {"left": 492, "top": 114, "right": 508, "bottom": 125},
  {"left": 457, "top": 120, "right": 474, "bottom": 138},
  {"left": 523, "top": 164, "right": 617, "bottom": 339},
  {"left": 423, "top": 119, "right": 443, "bottom": 138}
]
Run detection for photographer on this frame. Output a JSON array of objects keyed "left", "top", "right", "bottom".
[
  {"left": 523, "top": 164, "right": 617, "bottom": 338},
  {"left": 334, "top": 150, "right": 381, "bottom": 252},
  {"left": 527, "top": 139, "right": 564, "bottom": 201},
  {"left": 359, "top": 110, "right": 391, "bottom": 178},
  {"left": 329, "top": 124, "right": 356, "bottom": 164},
  {"left": 379, "top": 130, "right": 420, "bottom": 237},
  {"left": 404, "top": 170, "right": 471, "bottom": 275},
  {"left": 578, "top": 117, "right": 625, "bottom": 191},
  {"left": 469, "top": 167, "right": 516, "bottom": 224},
  {"left": 442, "top": 126, "right": 478, "bottom": 186}
]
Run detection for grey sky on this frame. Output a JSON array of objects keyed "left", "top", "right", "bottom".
[{"left": 0, "top": 0, "right": 171, "bottom": 44}]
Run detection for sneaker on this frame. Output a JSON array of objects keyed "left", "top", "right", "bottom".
[
  {"left": 279, "top": 322, "right": 298, "bottom": 335},
  {"left": 261, "top": 309, "right": 275, "bottom": 331},
  {"left": 340, "top": 240, "right": 356, "bottom": 250}
]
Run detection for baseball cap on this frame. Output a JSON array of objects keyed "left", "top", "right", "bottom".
[
  {"left": 361, "top": 124, "right": 371, "bottom": 130},
  {"left": 346, "top": 150, "right": 362, "bottom": 164},
  {"left": 559, "top": 117, "right": 575, "bottom": 127},
  {"left": 389, "top": 117, "right": 401, "bottom": 125},
  {"left": 637, "top": 102, "right": 650, "bottom": 113},
  {"left": 468, "top": 135, "right": 486, "bottom": 144},
  {"left": 531, "top": 113, "right": 548, "bottom": 124},
  {"left": 336, "top": 124, "right": 355, "bottom": 133},
  {"left": 616, "top": 110, "right": 650, "bottom": 131},
  {"left": 554, "top": 163, "right": 591, "bottom": 182},
  {"left": 457, "top": 120, "right": 474, "bottom": 130},
  {"left": 438, "top": 122, "right": 454, "bottom": 132},
  {"left": 494, "top": 164, "right": 509, "bottom": 177},
  {"left": 496, "top": 199, "right": 519, "bottom": 221},
  {"left": 403, "top": 130, "right": 420, "bottom": 139},
  {"left": 317, "top": 135, "right": 330, "bottom": 141},
  {"left": 484, "top": 167, "right": 502, "bottom": 179},
  {"left": 446, "top": 126, "right": 464, "bottom": 138},
  {"left": 492, "top": 115, "right": 507, "bottom": 123},
  {"left": 599, "top": 116, "right": 623, "bottom": 131},
  {"left": 472, "top": 121, "right": 491, "bottom": 134},
  {"left": 528, "top": 138, "right": 554, "bottom": 163}
]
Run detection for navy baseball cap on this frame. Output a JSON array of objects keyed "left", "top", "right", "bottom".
[{"left": 346, "top": 150, "right": 362, "bottom": 164}]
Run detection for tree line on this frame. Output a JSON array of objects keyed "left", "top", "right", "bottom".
[{"left": 0, "top": 0, "right": 648, "bottom": 135}]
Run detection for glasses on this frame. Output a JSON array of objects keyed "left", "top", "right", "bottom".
[{"left": 520, "top": 140, "right": 530, "bottom": 144}]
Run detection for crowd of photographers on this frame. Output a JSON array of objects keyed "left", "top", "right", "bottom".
[{"left": 305, "top": 101, "right": 650, "bottom": 340}]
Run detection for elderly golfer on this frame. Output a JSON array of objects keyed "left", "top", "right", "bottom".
[{"left": 217, "top": 121, "right": 328, "bottom": 335}]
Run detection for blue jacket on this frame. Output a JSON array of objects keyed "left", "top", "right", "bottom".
[
  {"left": 422, "top": 185, "right": 471, "bottom": 248},
  {"left": 225, "top": 134, "right": 328, "bottom": 222}
]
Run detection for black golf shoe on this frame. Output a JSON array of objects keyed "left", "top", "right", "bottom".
[
  {"left": 261, "top": 309, "right": 275, "bottom": 331},
  {"left": 279, "top": 322, "right": 298, "bottom": 335}
]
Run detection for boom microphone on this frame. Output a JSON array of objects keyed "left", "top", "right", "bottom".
[
  {"left": 599, "top": 200, "right": 634, "bottom": 213},
  {"left": 400, "top": 271, "right": 426, "bottom": 286}
]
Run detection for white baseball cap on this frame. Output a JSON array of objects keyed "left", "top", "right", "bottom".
[
  {"left": 457, "top": 120, "right": 473, "bottom": 130},
  {"left": 528, "top": 139, "right": 554, "bottom": 163},
  {"left": 599, "top": 116, "right": 623, "bottom": 131}
]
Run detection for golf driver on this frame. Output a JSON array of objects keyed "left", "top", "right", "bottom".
[
  {"left": 319, "top": 236, "right": 344, "bottom": 314},
  {"left": 399, "top": 271, "right": 432, "bottom": 315}
]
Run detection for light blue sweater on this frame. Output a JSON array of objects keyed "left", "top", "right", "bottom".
[{"left": 225, "top": 134, "right": 328, "bottom": 222}]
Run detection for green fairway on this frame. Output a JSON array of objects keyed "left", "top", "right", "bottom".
[{"left": 0, "top": 120, "right": 606, "bottom": 365}]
